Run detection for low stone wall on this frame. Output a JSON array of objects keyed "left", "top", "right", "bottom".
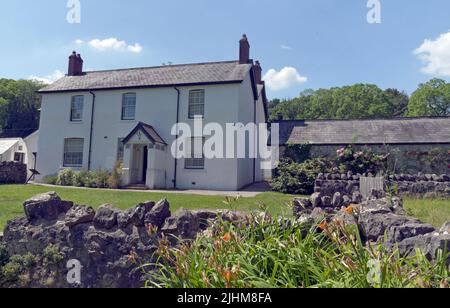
[
  {"left": 0, "top": 162, "right": 27, "bottom": 184},
  {"left": 315, "top": 173, "right": 450, "bottom": 199},
  {"left": 293, "top": 192, "right": 450, "bottom": 264},
  {"left": 0, "top": 192, "right": 247, "bottom": 288}
]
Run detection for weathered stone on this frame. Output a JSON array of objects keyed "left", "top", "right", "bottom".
[
  {"left": 342, "top": 195, "right": 352, "bottom": 207},
  {"left": 161, "top": 209, "right": 200, "bottom": 240},
  {"left": 352, "top": 191, "right": 363, "bottom": 204},
  {"left": 144, "top": 199, "right": 171, "bottom": 228},
  {"left": 293, "top": 198, "right": 312, "bottom": 217},
  {"left": 359, "top": 212, "right": 416, "bottom": 243},
  {"left": 397, "top": 233, "right": 450, "bottom": 264},
  {"left": 94, "top": 204, "right": 120, "bottom": 230},
  {"left": 332, "top": 192, "right": 342, "bottom": 208},
  {"left": 321, "top": 196, "right": 332, "bottom": 208},
  {"left": 118, "top": 201, "right": 155, "bottom": 228},
  {"left": 23, "top": 192, "right": 73, "bottom": 222},
  {"left": 310, "top": 192, "right": 322, "bottom": 208},
  {"left": 65, "top": 205, "right": 95, "bottom": 227},
  {"left": 386, "top": 223, "right": 435, "bottom": 245},
  {"left": 440, "top": 222, "right": 450, "bottom": 234}
]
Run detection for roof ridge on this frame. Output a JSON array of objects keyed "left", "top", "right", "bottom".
[
  {"left": 275, "top": 116, "right": 450, "bottom": 123},
  {"left": 82, "top": 60, "right": 241, "bottom": 74}
]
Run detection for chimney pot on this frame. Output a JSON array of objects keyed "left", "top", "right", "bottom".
[
  {"left": 68, "top": 51, "right": 83, "bottom": 76},
  {"left": 239, "top": 34, "right": 250, "bottom": 64},
  {"left": 254, "top": 60, "right": 262, "bottom": 84}
]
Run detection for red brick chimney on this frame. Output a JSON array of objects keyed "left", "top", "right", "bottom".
[
  {"left": 68, "top": 51, "right": 83, "bottom": 76},
  {"left": 239, "top": 34, "right": 250, "bottom": 64},
  {"left": 254, "top": 61, "right": 262, "bottom": 84}
]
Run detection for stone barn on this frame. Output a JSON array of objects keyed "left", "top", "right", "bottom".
[{"left": 276, "top": 117, "right": 450, "bottom": 174}]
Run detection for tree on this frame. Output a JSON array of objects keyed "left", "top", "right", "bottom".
[
  {"left": 384, "top": 88, "right": 409, "bottom": 117},
  {"left": 0, "top": 79, "right": 44, "bottom": 137},
  {"left": 407, "top": 79, "right": 450, "bottom": 117}
]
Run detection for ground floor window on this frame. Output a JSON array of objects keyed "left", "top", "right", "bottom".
[
  {"left": 63, "top": 138, "right": 84, "bottom": 167},
  {"left": 14, "top": 152, "right": 24, "bottom": 163},
  {"left": 185, "top": 137, "right": 205, "bottom": 169}
]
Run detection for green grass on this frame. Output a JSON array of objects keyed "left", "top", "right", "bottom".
[
  {"left": 404, "top": 198, "right": 450, "bottom": 228},
  {"left": 0, "top": 185, "right": 295, "bottom": 230}
]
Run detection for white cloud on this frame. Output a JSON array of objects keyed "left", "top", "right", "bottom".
[
  {"left": 28, "top": 70, "right": 65, "bottom": 84},
  {"left": 281, "top": 44, "right": 293, "bottom": 51},
  {"left": 414, "top": 30, "right": 450, "bottom": 76},
  {"left": 75, "top": 38, "right": 143, "bottom": 54},
  {"left": 263, "top": 67, "right": 307, "bottom": 91}
]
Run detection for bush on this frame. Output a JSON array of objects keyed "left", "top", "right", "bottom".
[
  {"left": 93, "top": 169, "right": 110, "bottom": 189},
  {"left": 42, "top": 174, "right": 57, "bottom": 185},
  {"left": 108, "top": 162, "right": 123, "bottom": 189},
  {"left": 56, "top": 169, "right": 75, "bottom": 186},
  {"left": 72, "top": 170, "right": 92, "bottom": 187},
  {"left": 271, "top": 158, "right": 332, "bottom": 195},
  {"left": 336, "top": 146, "right": 388, "bottom": 174},
  {"left": 0, "top": 244, "right": 9, "bottom": 267}
]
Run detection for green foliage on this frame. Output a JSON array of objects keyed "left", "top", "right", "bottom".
[
  {"left": 407, "top": 79, "right": 450, "bottom": 117},
  {"left": 335, "top": 146, "right": 388, "bottom": 174},
  {"left": 42, "top": 245, "right": 65, "bottom": 267},
  {"left": 1, "top": 253, "right": 38, "bottom": 283},
  {"left": 147, "top": 213, "right": 449, "bottom": 288},
  {"left": 72, "top": 170, "right": 92, "bottom": 187},
  {"left": 56, "top": 169, "right": 75, "bottom": 186},
  {"left": 271, "top": 158, "right": 332, "bottom": 195},
  {"left": 108, "top": 162, "right": 123, "bottom": 189},
  {"left": 0, "top": 78, "right": 44, "bottom": 137},
  {"left": 270, "top": 84, "right": 403, "bottom": 121},
  {"left": 93, "top": 169, "right": 110, "bottom": 189},
  {"left": 284, "top": 144, "right": 312, "bottom": 163}
]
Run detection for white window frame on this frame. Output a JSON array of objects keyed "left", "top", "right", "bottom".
[
  {"left": 117, "top": 138, "right": 125, "bottom": 162},
  {"left": 63, "top": 138, "right": 84, "bottom": 167},
  {"left": 70, "top": 95, "right": 84, "bottom": 122},
  {"left": 188, "top": 89, "right": 205, "bottom": 119},
  {"left": 185, "top": 137, "right": 205, "bottom": 170},
  {"left": 121, "top": 93, "right": 136, "bottom": 120}
]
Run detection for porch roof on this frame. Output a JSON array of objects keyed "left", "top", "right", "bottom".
[{"left": 122, "top": 122, "right": 167, "bottom": 145}]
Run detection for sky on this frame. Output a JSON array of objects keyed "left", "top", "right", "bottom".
[{"left": 0, "top": 0, "right": 449, "bottom": 99}]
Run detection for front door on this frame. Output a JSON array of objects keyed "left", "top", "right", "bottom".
[{"left": 142, "top": 146, "right": 148, "bottom": 183}]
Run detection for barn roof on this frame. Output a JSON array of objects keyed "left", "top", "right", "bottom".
[{"left": 276, "top": 117, "right": 450, "bottom": 145}]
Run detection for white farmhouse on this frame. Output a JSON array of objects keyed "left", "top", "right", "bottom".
[{"left": 36, "top": 35, "right": 269, "bottom": 191}]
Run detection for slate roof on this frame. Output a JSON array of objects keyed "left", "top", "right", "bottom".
[
  {"left": 0, "top": 139, "right": 21, "bottom": 155},
  {"left": 39, "top": 61, "right": 252, "bottom": 93},
  {"left": 122, "top": 122, "right": 167, "bottom": 145},
  {"left": 276, "top": 117, "right": 450, "bottom": 145}
]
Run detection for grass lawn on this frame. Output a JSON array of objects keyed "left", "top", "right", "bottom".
[
  {"left": 0, "top": 184, "right": 295, "bottom": 230},
  {"left": 404, "top": 198, "right": 450, "bottom": 228}
]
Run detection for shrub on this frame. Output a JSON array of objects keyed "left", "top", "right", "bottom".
[
  {"left": 42, "top": 174, "right": 57, "bottom": 185},
  {"left": 56, "top": 169, "right": 75, "bottom": 186},
  {"left": 108, "top": 162, "right": 123, "bottom": 189},
  {"left": 72, "top": 170, "right": 91, "bottom": 187},
  {"left": 43, "top": 245, "right": 65, "bottom": 267},
  {"left": 336, "top": 146, "right": 388, "bottom": 174},
  {"left": 93, "top": 169, "right": 110, "bottom": 189},
  {"left": 271, "top": 158, "right": 332, "bottom": 195}
]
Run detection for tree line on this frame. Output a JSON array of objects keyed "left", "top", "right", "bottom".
[
  {"left": 0, "top": 79, "right": 44, "bottom": 138},
  {"left": 269, "top": 78, "right": 450, "bottom": 121}
]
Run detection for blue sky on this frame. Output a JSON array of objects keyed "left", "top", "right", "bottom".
[{"left": 0, "top": 0, "right": 449, "bottom": 99}]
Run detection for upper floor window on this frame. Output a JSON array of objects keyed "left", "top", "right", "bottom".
[
  {"left": 63, "top": 138, "right": 84, "bottom": 167},
  {"left": 188, "top": 90, "right": 205, "bottom": 119},
  {"left": 122, "top": 93, "right": 136, "bottom": 120},
  {"left": 70, "top": 95, "right": 84, "bottom": 122}
]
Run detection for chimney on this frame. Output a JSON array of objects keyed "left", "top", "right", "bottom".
[
  {"left": 239, "top": 34, "right": 250, "bottom": 64},
  {"left": 254, "top": 61, "right": 262, "bottom": 84},
  {"left": 68, "top": 51, "right": 83, "bottom": 76}
]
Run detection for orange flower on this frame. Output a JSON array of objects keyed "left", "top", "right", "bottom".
[
  {"left": 345, "top": 205, "right": 355, "bottom": 215},
  {"left": 224, "top": 270, "right": 232, "bottom": 288},
  {"left": 222, "top": 232, "right": 232, "bottom": 243},
  {"left": 318, "top": 220, "right": 328, "bottom": 231}
]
